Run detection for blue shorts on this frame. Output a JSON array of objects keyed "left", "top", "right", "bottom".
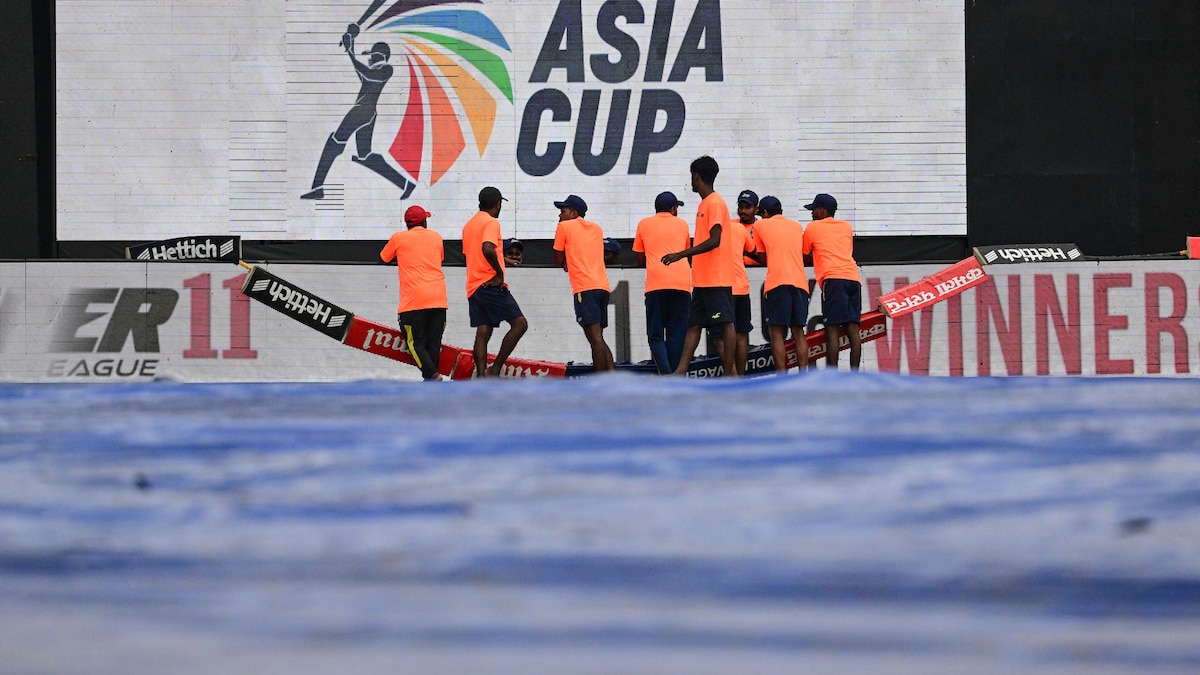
[
  {"left": 733, "top": 294, "right": 753, "bottom": 334},
  {"left": 763, "top": 285, "right": 810, "bottom": 327},
  {"left": 688, "top": 287, "right": 735, "bottom": 327},
  {"left": 821, "top": 279, "right": 862, "bottom": 326},
  {"left": 573, "top": 289, "right": 610, "bottom": 328},
  {"left": 468, "top": 285, "right": 524, "bottom": 327}
]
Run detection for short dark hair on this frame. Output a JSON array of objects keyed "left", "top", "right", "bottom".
[{"left": 689, "top": 155, "right": 719, "bottom": 186}]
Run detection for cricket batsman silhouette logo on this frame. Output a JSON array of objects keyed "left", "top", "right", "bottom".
[{"left": 302, "top": 0, "right": 514, "bottom": 202}]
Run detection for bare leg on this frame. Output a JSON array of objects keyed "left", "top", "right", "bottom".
[
  {"left": 791, "top": 325, "right": 809, "bottom": 371},
  {"left": 735, "top": 332, "right": 749, "bottom": 376},
  {"left": 825, "top": 324, "right": 841, "bottom": 369},
  {"left": 769, "top": 325, "right": 790, "bottom": 374},
  {"left": 486, "top": 316, "right": 528, "bottom": 377},
  {"left": 847, "top": 322, "right": 862, "bottom": 370},
  {"left": 473, "top": 325, "right": 493, "bottom": 377},
  {"left": 583, "top": 323, "right": 614, "bottom": 371},
  {"left": 718, "top": 322, "right": 737, "bottom": 377},
  {"left": 671, "top": 325, "right": 704, "bottom": 375}
]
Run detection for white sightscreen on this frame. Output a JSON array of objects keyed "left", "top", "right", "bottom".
[{"left": 56, "top": 0, "right": 964, "bottom": 241}]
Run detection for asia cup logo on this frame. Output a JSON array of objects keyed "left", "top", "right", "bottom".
[{"left": 302, "top": 0, "right": 513, "bottom": 201}]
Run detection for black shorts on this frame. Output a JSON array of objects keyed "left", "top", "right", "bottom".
[
  {"left": 763, "top": 284, "right": 810, "bottom": 327},
  {"left": 821, "top": 279, "right": 862, "bottom": 326},
  {"left": 573, "top": 289, "right": 610, "bottom": 327},
  {"left": 468, "top": 285, "right": 524, "bottom": 327},
  {"left": 688, "top": 286, "right": 734, "bottom": 327},
  {"left": 733, "top": 294, "right": 753, "bottom": 334}
]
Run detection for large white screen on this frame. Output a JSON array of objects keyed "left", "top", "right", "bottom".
[{"left": 56, "top": 0, "right": 964, "bottom": 241}]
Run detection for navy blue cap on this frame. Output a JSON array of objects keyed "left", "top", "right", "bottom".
[
  {"left": 603, "top": 238, "right": 621, "bottom": 254},
  {"left": 503, "top": 237, "right": 523, "bottom": 250},
  {"left": 757, "top": 195, "right": 783, "bottom": 215},
  {"left": 803, "top": 193, "right": 837, "bottom": 212},
  {"left": 654, "top": 191, "right": 684, "bottom": 211},
  {"left": 737, "top": 190, "right": 759, "bottom": 206},
  {"left": 553, "top": 194, "right": 588, "bottom": 216}
]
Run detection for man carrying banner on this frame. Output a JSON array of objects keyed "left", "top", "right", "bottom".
[
  {"left": 463, "top": 187, "right": 528, "bottom": 377},
  {"left": 379, "top": 205, "right": 447, "bottom": 381},
  {"left": 802, "top": 193, "right": 863, "bottom": 370}
]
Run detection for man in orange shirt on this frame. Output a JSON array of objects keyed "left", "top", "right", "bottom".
[
  {"left": 712, "top": 189, "right": 760, "bottom": 375},
  {"left": 462, "top": 186, "right": 528, "bottom": 377},
  {"left": 801, "top": 193, "right": 862, "bottom": 369},
  {"left": 662, "top": 155, "right": 737, "bottom": 377},
  {"left": 633, "top": 191, "right": 691, "bottom": 373},
  {"left": 553, "top": 194, "right": 614, "bottom": 372},
  {"left": 380, "top": 204, "right": 447, "bottom": 380},
  {"left": 752, "top": 196, "right": 810, "bottom": 374}
]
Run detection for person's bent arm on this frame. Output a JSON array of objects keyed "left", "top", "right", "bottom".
[
  {"left": 662, "top": 223, "right": 721, "bottom": 266},
  {"left": 481, "top": 241, "right": 504, "bottom": 287},
  {"left": 554, "top": 249, "right": 567, "bottom": 270}
]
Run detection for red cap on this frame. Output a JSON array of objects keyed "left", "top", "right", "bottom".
[{"left": 404, "top": 205, "right": 431, "bottom": 225}]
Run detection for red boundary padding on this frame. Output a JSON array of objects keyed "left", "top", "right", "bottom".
[{"left": 877, "top": 257, "right": 989, "bottom": 318}]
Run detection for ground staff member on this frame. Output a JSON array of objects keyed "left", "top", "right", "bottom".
[
  {"left": 633, "top": 191, "right": 692, "bottom": 374},
  {"left": 661, "top": 155, "right": 737, "bottom": 377},
  {"left": 462, "top": 187, "right": 528, "bottom": 378},
  {"left": 802, "top": 193, "right": 862, "bottom": 369},
  {"left": 751, "top": 196, "right": 810, "bottom": 374},
  {"left": 379, "top": 204, "right": 447, "bottom": 381},
  {"left": 714, "top": 189, "right": 759, "bottom": 375},
  {"left": 553, "top": 194, "right": 615, "bottom": 372}
]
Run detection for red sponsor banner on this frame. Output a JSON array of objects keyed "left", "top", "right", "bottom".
[
  {"left": 878, "top": 257, "right": 989, "bottom": 318},
  {"left": 779, "top": 311, "right": 889, "bottom": 368},
  {"left": 445, "top": 350, "right": 569, "bottom": 380},
  {"left": 345, "top": 316, "right": 568, "bottom": 380},
  {"left": 342, "top": 317, "right": 419, "bottom": 367}
]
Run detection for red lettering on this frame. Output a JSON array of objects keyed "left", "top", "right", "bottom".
[
  {"left": 1144, "top": 273, "right": 1189, "bottom": 374},
  {"left": 1093, "top": 273, "right": 1134, "bottom": 374},
  {"left": 183, "top": 273, "right": 218, "bottom": 358},
  {"left": 1033, "top": 274, "right": 1081, "bottom": 375},
  {"left": 946, "top": 294, "right": 963, "bottom": 376},
  {"left": 975, "top": 276, "right": 1023, "bottom": 376},
  {"left": 222, "top": 273, "right": 256, "bottom": 358},
  {"left": 867, "top": 277, "right": 934, "bottom": 373}
]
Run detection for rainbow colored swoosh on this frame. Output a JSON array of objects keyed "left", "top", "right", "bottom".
[{"left": 367, "top": 0, "right": 513, "bottom": 186}]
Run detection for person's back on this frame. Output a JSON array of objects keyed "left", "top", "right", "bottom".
[
  {"left": 380, "top": 205, "right": 447, "bottom": 381},
  {"left": 803, "top": 217, "right": 859, "bottom": 286},
  {"left": 801, "top": 193, "right": 862, "bottom": 370},
  {"left": 634, "top": 211, "right": 692, "bottom": 293},
  {"left": 554, "top": 216, "right": 609, "bottom": 294},
  {"left": 754, "top": 214, "right": 808, "bottom": 293},
  {"left": 462, "top": 209, "right": 504, "bottom": 298},
  {"left": 381, "top": 225, "right": 446, "bottom": 313}
]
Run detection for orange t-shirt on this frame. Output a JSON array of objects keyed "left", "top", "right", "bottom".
[
  {"left": 752, "top": 214, "right": 808, "bottom": 293},
  {"left": 633, "top": 212, "right": 692, "bottom": 293},
  {"left": 461, "top": 210, "right": 504, "bottom": 297},
  {"left": 553, "top": 217, "right": 610, "bottom": 294},
  {"left": 802, "top": 217, "right": 860, "bottom": 286},
  {"left": 727, "top": 218, "right": 755, "bottom": 295},
  {"left": 740, "top": 219, "right": 761, "bottom": 266},
  {"left": 690, "top": 192, "right": 733, "bottom": 288},
  {"left": 380, "top": 227, "right": 447, "bottom": 312}
]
